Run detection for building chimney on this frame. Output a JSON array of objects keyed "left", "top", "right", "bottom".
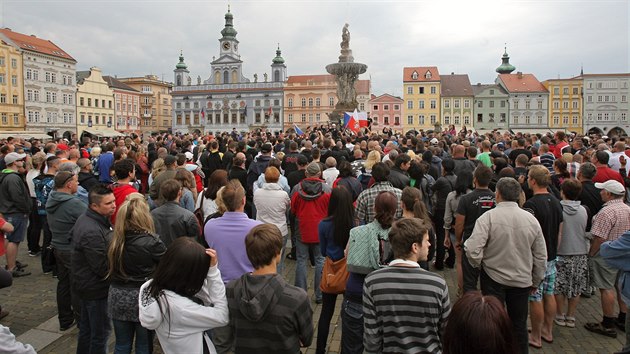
[
  {"left": 30, "top": 34, "right": 36, "bottom": 37},
  {"left": 517, "top": 72, "right": 523, "bottom": 79},
  {"left": 451, "top": 72, "right": 455, "bottom": 75}
]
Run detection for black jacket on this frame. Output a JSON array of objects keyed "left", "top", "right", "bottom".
[
  {"left": 110, "top": 231, "right": 166, "bottom": 288},
  {"left": 72, "top": 208, "right": 113, "bottom": 300},
  {"left": 388, "top": 167, "right": 410, "bottom": 190},
  {"left": 0, "top": 171, "right": 32, "bottom": 214},
  {"left": 78, "top": 172, "right": 99, "bottom": 193}
]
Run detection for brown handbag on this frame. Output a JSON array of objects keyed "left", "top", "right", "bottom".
[{"left": 320, "top": 256, "right": 350, "bottom": 294}]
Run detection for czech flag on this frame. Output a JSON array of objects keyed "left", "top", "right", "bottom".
[
  {"left": 294, "top": 124, "right": 304, "bottom": 136},
  {"left": 344, "top": 109, "right": 368, "bottom": 132}
]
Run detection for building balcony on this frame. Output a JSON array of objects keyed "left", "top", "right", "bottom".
[{"left": 143, "top": 114, "right": 152, "bottom": 118}]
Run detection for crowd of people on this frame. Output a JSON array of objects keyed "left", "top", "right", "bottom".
[{"left": 0, "top": 125, "right": 630, "bottom": 354}]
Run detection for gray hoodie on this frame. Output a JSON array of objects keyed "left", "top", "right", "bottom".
[
  {"left": 558, "top": 200, "right": 589, "bottom": 255},
  {"left": 46, "top": 190, "right": 87, "bottom": 251}
]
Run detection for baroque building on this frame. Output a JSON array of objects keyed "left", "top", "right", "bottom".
[
  {"left": 369, "top": 93, "right": 403, "bottom": 131},
  {"left": 496, "top": 72, "right": 549, "bottom": 133},
  {"left": 103, "top": 76, "right": 141, "bottom": 134},
  {"left": 440, "top": 73, "right": 473, "bottom": 130},
  {"left": 0, "top": 37, "right": 25, "bottom": 131},
  {"left": 472, "top": 83, "right": 509, "bottom": 132},
  {"left": 542, "top": 76, "right": 584, "bottom": 134},
  {"left": 117, "top": 75, "right": 172, "bottom": 134},
  {"left": 76, "top": 67, "right": 116, "bottom": 136},
  {"left": 172, "top": 7, "right": 286, "bottom": 134},
  {"left": 0, "top": 28, "right": 76, "bottom": 138},
  {"left": 402, "top": 66, "right": 441, "bottom": 131},
  {"left": 581, "top": 73, "right": 630, "bottom": 137}
]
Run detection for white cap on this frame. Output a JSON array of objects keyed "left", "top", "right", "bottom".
[
  {"left": 430, "top": 138, "right": 438, "bottom": 145},
  {"left": 184, "top": 151, "right": 194, "bottom": 161},
  {"left": 595, "top": 180, "right": 626, "bottom": 195},
  {"left": 4, "top": 152, "right": 26, "bottom": 165}
]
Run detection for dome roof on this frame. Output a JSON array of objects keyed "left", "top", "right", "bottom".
[
  {"left": 272, "top": 46, "right": 285, "bottom": 64},
  {"left": 175, "top": 51, "right": 187, "bottom": 70},
  {"left": 496, "top": 47, "right": 516, "bottom": 74}
]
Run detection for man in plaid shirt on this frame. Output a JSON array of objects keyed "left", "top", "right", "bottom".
[
  {"left": 585, "top": 180, "right": 630, "bottom": 338},
  {"left": 355, "top": 162, "right": 402, "bottom": 225}
]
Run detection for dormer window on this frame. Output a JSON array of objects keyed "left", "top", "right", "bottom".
[
  {"left": 411, "top": 71, "right": 418, "bottom": 80},
  {"left": 425, "top": 71, "right": 432, "bottom": 79}
]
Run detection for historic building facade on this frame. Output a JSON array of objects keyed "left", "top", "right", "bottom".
[
  {"left": 172, "top": 8, "right": 286, "bottom": 134},
  {"left": 471, "top": 83, "right": 509, "bottom": 132},
  {"left": 284, "top": 75, "right": 370, "bottom": 131},
  {"left": 0, "top": 37, "right": 25, "bottom": 131},
  {"left": 542, "top": 77, "right": 584, "bottom": 134},
  {"left": 440, "top": 73, "right": 473, "bottom": 131},
  {"left": 496, "top": 72, "right": 549, "bottom": 132},
  {"left": 76, "top": 67, "right": 115, "bottom": 135},
  {"left": 103, "top": 76, "right": 140, "bottom": 134},
  {"left": 369, "top": 93, "right": 403, "bottom": 130},
  {"left": 0, "top": 28, "right": 76, "bottom": 137},
  {"left": 402, "top": 66, "right": 441, "bottom": 131},
  {"left": 118, "top": 75, "right": 172, "bottom": 134},
  {"left": 582, "top": 73, "right": 630, "bottom": 136}
]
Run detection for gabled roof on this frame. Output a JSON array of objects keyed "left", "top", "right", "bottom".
[
  {"left": 0, "top": 28, "right": 75, "bottom": 62},
  {"left": 369, "top": 93, "right": 403, "bottom": 103},
  {"left": 356, "top": 79, "right": 370, "bottom": 94},
  {"left": 440, "top": 74, "right": 473, "bottom": 97},
  {"left": 103, "top": 76, "right": 140, "bottom": 92},
  {"left": 471, "top": 83, "right": 507, "bottom": 96},
  {"left": 497, "top": 73, "right": 547, "bottom": 93},
  {"left": 403, "top": 66, "right": 440, "bottom": 82}
]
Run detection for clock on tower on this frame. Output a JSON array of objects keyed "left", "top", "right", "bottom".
[{"left": 222, "top": 42, "right": 231, "bottom": 50}]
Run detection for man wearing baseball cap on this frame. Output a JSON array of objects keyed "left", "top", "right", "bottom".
[
  {"left": 0, "top": 152, "right": 32, "bottom": 277},
  {"left": 585, "top": 180, "right": 630, "bottom": 338}
]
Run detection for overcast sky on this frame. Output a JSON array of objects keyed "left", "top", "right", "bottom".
[{"left": 2, "top": 0, "right": 628, "bottom": 96}]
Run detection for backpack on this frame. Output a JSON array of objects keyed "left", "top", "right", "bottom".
[
  {"left": 358, "top": 169, "right": 372, "bottom": 191},
  {"left": 33, "top": 175, "right": 55, "bottom": 216}
]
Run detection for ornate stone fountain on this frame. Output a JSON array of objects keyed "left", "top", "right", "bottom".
[{"left": 325, "top": 24, "right": 368, "bottom": 126}]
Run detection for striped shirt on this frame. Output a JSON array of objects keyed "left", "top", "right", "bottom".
[
  {"left": 363, "top": 265, "right": 451, "bottom": 354},
  {"left": 539, "top": 152, "right": 556, "bottom": 174}
]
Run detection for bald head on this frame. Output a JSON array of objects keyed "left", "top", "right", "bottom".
[{"left": 453, "top": 145, "right": 466, "bottom": 157}]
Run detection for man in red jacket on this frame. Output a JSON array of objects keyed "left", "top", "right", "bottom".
[{"left": 291, "top": 162, "right": 331, "bottom": 304}]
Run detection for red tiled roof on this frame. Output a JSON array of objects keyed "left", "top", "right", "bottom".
[
  {"left": 498, "top": 73, "right": 547, "bottom": 93},
  {"left": 403, "top": 66, "right": 440, "bottom": 82},
  {"left": 369, "top": 93, "right": 403, "bottom": 103},
  {"left": 356, "top": 79, "right": 370, "bottom": 94},
  {"left": 0, "top": 28, "right": 75, "bottom": 62}
]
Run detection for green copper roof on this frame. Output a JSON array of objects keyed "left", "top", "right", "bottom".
[
  {"left": 176, "top": 51, "right": 187, "bottom": 70},
  {"left": 496, "top": 47, "right": 515, "bottom": 74},
  {"left": 221, "top": 6, "right": 238, "bottom": 39},
  {"left": 272, "top": 45, "right": 285, "bottom": 64}
]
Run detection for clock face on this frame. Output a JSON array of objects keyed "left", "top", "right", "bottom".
[{"left": 223, "top": 42, "right": 230, "bottom": 50}]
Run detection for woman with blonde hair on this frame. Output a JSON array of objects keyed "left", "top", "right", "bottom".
[
  {"left": 107, "top": 193, "right": 166, "bottom": 354},
  {"left": 175, "top": 169, "right": 197, "bottom": 212},
  {"left": 358, "top": 150, "right": 381, "bottom": 190},
  {"left": 148, "top": 158, "right": 165, "bottom": 187}
]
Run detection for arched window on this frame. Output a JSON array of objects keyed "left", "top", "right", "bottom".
[
  {"left": 315, "top": 98, "right": 321, "bottom": 106},
  {"left": 176, "top": 75, "right": 182, "bottom": 86},
  {"left": 214, "top": 71, "right": 221, "bottom": 84},
  {"left": 308, "top": 98, "right": 313, "bottom": 107},
  {"left": 301, "top": 98, "right": 306, "bottom": 107},
  {"left": 232, "top": 70, "right": 238, "bottom": 83},
  {"left": 274, "top": 70, "right": 280, "bottom": 82},
  {"left": 223, "top": 71, "right": 229, "bottom": 84}
]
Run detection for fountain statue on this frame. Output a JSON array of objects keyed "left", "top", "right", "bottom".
[{"left": 325, "top": 24, "right": 367, "bottom": 126}]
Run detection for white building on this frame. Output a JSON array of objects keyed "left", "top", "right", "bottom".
[
  {"left": 0, "top": 28, "right": 77, "bottom": 138},
  {"left": 496, "top": 72, "right": 549, "bottom": 133},
  {"left": 582, "top": 73, "right": 630, "bottom": 136}
]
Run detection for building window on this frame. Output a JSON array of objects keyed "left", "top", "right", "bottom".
[
  {"left": 316, "top": 113, "right": 321, "bottom": 122},
  {"left": 1, "top": 113, "right": 6, "bottom": 124},
  {"left": 407, "top": 115, "right": 413, "bottom": 125},
  {"left": 430, "top": 100, "right": 436, "bottom": 109},
  {"left": 373, "top": 104, "right": 379, "bottom": 110},
  {"left": 301, "top": 114, "right": 306, "bottom": 123},
  {"left": 288, "top": 98, "right": 293, "bottom": 107},
  {"left": 489, "top": 100, "right": 494, "bottom": 108},
  {"left": 553, "top": 87, "right": 559, "bottom": 95},
  {"left": 26, "top": 69, "right": 32, "bottom": 80},
  {"left": 525, "top": 100, "right": 531, "bottom": 110},
  {"left": 477, "top": 114, "right": 483, "bottom": 123},
  {"left": 308, "top": 98, "right": 313, "bottom": 107},
  {"left": 0, "top": 57, "right": 4, "bottom": 66},
  {"left": 394, "top": 104, "right": 399, "bottom": 110},
  {"left": 553, "top": 115, "right": 559, "bottom": 125},
  {"left": 301, "top": 98, "right": 306, "bottom": 107},
  {"left": 384, "top": 116, "right": 389, "bottom": 125},
  {"left": 454, "top": 115, "right": 460, "bottom": 125},
  {"left": 407, "top": 86, "right": 413, "bottom": 94},
  {"left": 430, "top": 86, "right": 436, "bottom": 94},
  {"left": 537, "top": 115, "right": 543, "bottom": 124},
  {"left": 444, "top": 115, "right": 450, "bottom": 124},
  {"left": 489, "top": 89, "right": 495, "bottom": 95},
  {"left": 477, "top": 100, "right": 483, "bottom": 108},
  {"left": 394, "top": 116, "right": 400, "bottom": 125},
  {"left": 572, "top": 115, "right": 578, "bottom": 125},
  {"left": 553, "top": 101, "right": 559, "bottom": 109},
  {"left": 430, "top": 115, "right": 436, "bottom": 125},
  {"left": 288, "top": 114, "right": 293, "bottom": 123},
  {"left": 316, "top": 98, "right": 321, "bottom": 106},
  {"left": 500, "top": 100, "right": 506, "bottom": 108},
  {"left": 360, "top": 103, "right": 365, "bottom": 111},
  {"left": 51, "top": 73, "right": 56, "bottom": 83},
  {"left": 329, "top": 97, "right": 334, "bottom": 107},
  {"left": 489, "top": 113, "right": 495, "bottom": 122},
  {"left": 419, "top": 87, "right": 424, "bottom": 94},
  {"left": 12, "top": 113, "right": 18, "bottom": 125},
  {"left": 419, "top": 100, "right": 424, "bottom": 109},
  {"left": 412, "top": 71, "right": 418, "bottom": 80},
  {"left": 419, "top": 115, "right": 425, "bottom": 125},
  {"left": 563, "top": 87, "right": 569, "bottom": 95},
  {"left": 0, "top": 74, "right": 5, "bottom": 85},
  {"left": 12, "top": 95, "right": 17, "bottom": 104},
  {"left": 500, "top": 113, "right": 506, "bottom": 122},
  {"left": 407, "top": 101, "right": 413, "bottom": 109},
  {"left": 464, "top": 116, "right": 470, "bottom": 125},
  {"left": 444, "top": 100, "right": 450, "bottom": 108},
  {"left": 622, "top": 113, "right": 627, "bottom": 120}
]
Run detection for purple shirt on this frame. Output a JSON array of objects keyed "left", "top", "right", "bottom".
[{"left": 204, "top": 212, "right": 262, "bottom": 284}]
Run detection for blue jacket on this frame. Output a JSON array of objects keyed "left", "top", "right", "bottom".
[
  {"left": 601, "top": 231, "right": 630, "bottom": 302},
  {"left": 97, "top": 152, "right": 114, "bottom": 183}
]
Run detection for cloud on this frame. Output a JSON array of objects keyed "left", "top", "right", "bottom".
[{"left": 3, "top": 0, "right": 628, "bottom": 96}]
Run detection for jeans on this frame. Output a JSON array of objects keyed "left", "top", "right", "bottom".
[
  {"left": 40, "top": 217, "right": 55, "bottom": 274},
  {"left": 54, "top": 249, "right": 80, "bottom": 326},
  {"left": 77, "top": 297, "right": 111, "bottom": 354},
  {"left": 26, "top": 199, "right": 41, "bottom": 253},
  {"left": 112, "top": 319, "right": 153, "bottom": 354},
  {"left": 480, "top": 269, "right": 530, "bottom": 354},
  {"left": 277, "top": 233, "right": 288, "bottom": 276},
  {"left": 432, "top": 208, "right": 446, "bottom": 268},
  {"left": 341, "top": 298, "right": 364, "bottom": 354},
  {"left": 316, "top": 292, "right": 339, "bottom": 354},
  {"left": 4, "top": 213, "right": 28, "bottom": 243},
  {"left": 295, "top": 238, "right": 324, "bottom": 301},
  {"left": 462, "top": 245, "right": 480, "bottom": 292}
]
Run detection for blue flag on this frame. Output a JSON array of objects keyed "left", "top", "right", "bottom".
[{"left": 294, "top": 124, "right": 304, "bottom": 136}]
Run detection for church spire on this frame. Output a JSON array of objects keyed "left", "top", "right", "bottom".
[
  {"left": 175, "top": 50, "right": 187, "bottom": 70},
  {"left": 496, "top": 45, "right": 516, "bottom": 74},
  {"left": 221, "top": 5, "right": 238, "bottom": 39}
]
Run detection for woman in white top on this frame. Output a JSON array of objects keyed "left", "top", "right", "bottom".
[
  {"left": 139, "top": 238, "right": 228, "bottom": 354},
  {"left": 196, "top": 170, "right": 228, "bottom": 220},
  {"left": 253, "top": 166, "right": 290, "bottom": 274}
]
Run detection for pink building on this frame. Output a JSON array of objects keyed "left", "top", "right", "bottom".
[
  {"left": 104, "top": 76, "right": 141, "bottom": 133},
  {"left": 369, "top": 93, "right": 403, "bottom": 131}
]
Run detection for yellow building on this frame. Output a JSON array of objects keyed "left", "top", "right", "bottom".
[
  {"left": 76, "top": 67, "right": 116, "bottom": 136},
  {"left": 0, "top": 39, "right": 25, "bottom": 131},
  {"left": 118, "top": 75, "right": 172, "bottom": 133},
  {"left": 542, "top": 77, "right": 583, "bottom": 134},
  {"left": 284, "top": 74, "right": 370, "bottom": 131},
  {"left": 403, "top": 66, "right": 441, "bottom": 131}
]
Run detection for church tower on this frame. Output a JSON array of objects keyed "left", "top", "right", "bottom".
[
  {"left": 496, "top": 46, "right": 516, "bottom": 74},
  {"left": 174, "top": 51, "right": 189, "bottom": 87},
  {"left": 271, "top": 45, "right": 287, "bottom": 82},
  {"left": 210, "top": 6, "right": 246, "bottom": 85}
]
